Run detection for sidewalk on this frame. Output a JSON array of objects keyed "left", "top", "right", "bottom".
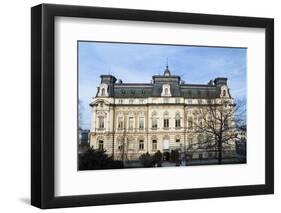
[{"left": 124, "top": 157, "right": 246, "bottom": 168}]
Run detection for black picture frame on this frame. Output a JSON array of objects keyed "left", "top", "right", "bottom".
[{"left": 31, "top": 3, "right": 274, "bottom": 209}]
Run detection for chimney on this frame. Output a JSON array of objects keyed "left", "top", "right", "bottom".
[
  {"left": 100, "top": 75, "right": 117, "bottom": 84},
  {"left": 214, "top": 77, "right": 227, "bottom": 86}
]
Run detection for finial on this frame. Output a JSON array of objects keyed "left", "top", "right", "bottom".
[{"left": 164, "top": 58, "right": 171, "bottom": 76}]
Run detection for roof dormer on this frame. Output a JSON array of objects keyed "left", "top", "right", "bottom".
[{"left": 161, "top": 84, "right": 172, "bottom": 97}]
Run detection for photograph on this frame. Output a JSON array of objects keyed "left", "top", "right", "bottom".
[
  {"left": 78, "top": 41, "right": 247, "bottom": 170},
  {"left": 29, "top": 3, "right": 274, "bottom": 209}
]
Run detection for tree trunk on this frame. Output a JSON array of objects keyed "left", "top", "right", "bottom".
[{"left": 218, "top": 140, "right": 222, "bottom": 164}]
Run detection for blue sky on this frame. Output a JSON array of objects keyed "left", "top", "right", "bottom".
[{"left": 78, "top": 41, "right": 247, "bottom": 129}]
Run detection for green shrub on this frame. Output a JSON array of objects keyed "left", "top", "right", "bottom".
[
  {"left": 153, "top": 150, "right": 163, "bottom": 167},
  {"left": 171, "top": 150, "right": 180, "bottom": 163},
  {"left": 139, "top": 152, "right": 154, "bottom": 167},
  {"left": 79, "top": 147, "right": 124, "bottom": 170}
]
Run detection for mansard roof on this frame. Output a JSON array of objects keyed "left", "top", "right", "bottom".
[
  {"left": 112, "top": 83, "right": 220, "bottom": 98},
  {"left": 114, "top": 83, "right": 153, "bottom": 98},
  {"left": 98, "top": 67, "right": 228, "bottom": 99}
]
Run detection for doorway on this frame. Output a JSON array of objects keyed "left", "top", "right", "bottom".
[{"left": 163, "top": 152, "right": 170, "bottom": 161}]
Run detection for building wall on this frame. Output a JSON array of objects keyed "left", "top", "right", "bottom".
[{"left": 89, "top": 96, "right": 236, "bottom": 160}]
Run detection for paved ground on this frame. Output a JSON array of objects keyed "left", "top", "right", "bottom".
[{"left": 124, "top": 158, "right": 246, "bottom": 168}]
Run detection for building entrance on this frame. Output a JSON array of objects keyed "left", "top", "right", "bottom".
[{"left": 163, "top": 151, "right": 170, "bottom": 161}]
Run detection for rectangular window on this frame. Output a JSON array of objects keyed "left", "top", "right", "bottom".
[
  {"left": 129, "top": 99, "right": 134, "bottom": 104},
  {"left": 188, "top": 138, "right": 193, "bottom": 149},
  {"left": 128, "top": 117, "right": 134, "bottom": 129},
  {"left": 128, "top": 141, "right": 134, "bottom": 150},
  {"left": 152, "top": 119, "right": 157, "bottom": 129},
  {"left": 118, "top": 117, "right": 123, "bottom": 129},
  {"left": 207, "top": 116, "right": 212, "bottom": 127},
  {"left": 98, "top": 116, "right": 104, "bottom": 129},
  {"left": 118, "top": 99, "right": 123, "bottom": 104},
  {"left": 224, "top": 119, "right": 229, "bottom": 129},
  {"left": 139, "top": 140, "right": 144, "bottom": 150},
  {"left": 198, "top": 117, "right": 202, "bottom": 128},
  {"left": 164, "top": 119, "right": 169, "bottom": 128},
  {"left": 176, "top": 139, "right": 180, "bottom": 143},
  {"left": 139, "top": 117, "right": 144, "bottom": 129},
  {"left": 188, "top": 119, "right": 193, "bottom": 129},
  {"left": 118, "top": 143, "right": 123, "bottom": 151},
  {"left": 152, "top": 140, "right": 157, "bottom": 150},
  {"left": 98, "top": 140, "right": 103, "bottom": 150},
  {"left": 175, "top": 119, "right": 181, "bottom": 128}
]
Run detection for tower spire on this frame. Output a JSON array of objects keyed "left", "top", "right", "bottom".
[{"left": 164, "top": 58, "right": 171, "bottom": 76}]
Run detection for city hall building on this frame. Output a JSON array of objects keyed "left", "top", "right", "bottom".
[{"left": 89, "top": 66, "right": 236, "bottom": 160}]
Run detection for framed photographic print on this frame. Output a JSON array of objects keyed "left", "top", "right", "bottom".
[{"left": 31, "top": 3, "right": 274, "bottom": 209}]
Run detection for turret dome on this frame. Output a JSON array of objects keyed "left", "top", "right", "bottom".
[{"left": 164, "top": 65, "right": 171, "bottom": 76}]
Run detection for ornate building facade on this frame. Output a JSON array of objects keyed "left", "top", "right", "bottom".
[{"left": 89, "top": 66, "right": 236, "bottom": 160}]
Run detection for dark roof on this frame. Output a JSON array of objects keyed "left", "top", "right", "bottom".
[
  {"left": 164, "top": 65, "right": 171, "bottom": 76},
  {"left": 111, "top": 82, "right": 221, "bottom": 98},
  {"left": 114, "top": 84, "right": 153, "bottom": 98},
  {"left": 97, "top": 67, "right": 227, "bottom": 99},
  {"left": 180, "top": 84, "right": 219, "bottom": 98}
]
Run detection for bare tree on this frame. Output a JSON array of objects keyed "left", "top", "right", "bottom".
[
  {"left": 78, "top": 99, "right": 83, "bottom": 129},
  {"left": 195, "top": 98, "right": 246, "bottom": 164}
]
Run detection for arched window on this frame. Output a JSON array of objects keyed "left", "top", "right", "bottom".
[
  {"left": 175, "top": 113, "right": 181, "bottom": 128},
  {"left": 223, "top": 90, "right": 226, "bottom": 97},
  {"left": 98, "top": 140, "right": 104, "bottom": 150},
  {"left": 101, "top": 88, "right": 105, "bottom": 96}
]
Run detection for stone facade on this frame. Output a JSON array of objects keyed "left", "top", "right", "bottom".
[{"left": 89, "top": 66, "right": 237, "bottom": 160}]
